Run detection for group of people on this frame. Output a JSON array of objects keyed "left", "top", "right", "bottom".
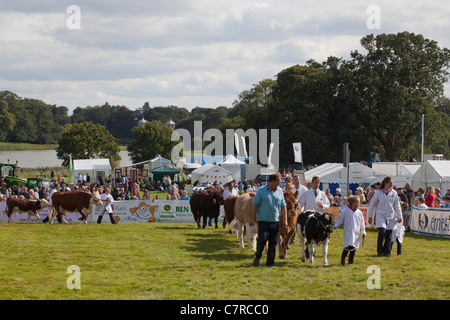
[{"left": 248, "top": 172, "right": 450, "bottom": 268}]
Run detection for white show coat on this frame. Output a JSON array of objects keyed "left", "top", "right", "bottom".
[
  {"left": 334, "top": 205, "right": 366, "bottom": 248},
  {"left": 100, "top": 193, "right": 114, "bottom": 214},
  {"left": 299, "top": 188, "right": 330, "bottom": 213},
  {"left": 368, "top": 189, "right": 402, "bottom": 229},
  {"left": 223, "top": 188, "right": 239, "bottom": 200}
]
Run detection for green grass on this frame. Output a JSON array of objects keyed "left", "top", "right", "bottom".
[
  {"left": 0, "top": 223, "right": 448, "bottom": 300},
  {"left": 0, "top": 142, "right": 58, "bottom": 151}
]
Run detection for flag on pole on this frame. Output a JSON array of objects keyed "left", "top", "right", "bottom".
[{"left": 293, "top": 142, "right": 302, "bottom": 163}]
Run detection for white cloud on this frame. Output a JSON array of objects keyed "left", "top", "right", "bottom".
[{"left": 0, "top": 0, "right": 449, "bottom": 113}]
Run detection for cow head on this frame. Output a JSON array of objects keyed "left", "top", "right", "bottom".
[
  {"left": 284, "top": 190, "right": 299, "bottom": 216},
  {"left": 210, "top": 191, "right": 224, "bottom": 206},
  {"left": 91, "top": 190, "right": 103, "bottom": 207},
  {"left": 39, "top": 198, "right": 49, "bottom": 209},
  {"left": 316, "top": 212, "right": 333, "bottom": 234}
]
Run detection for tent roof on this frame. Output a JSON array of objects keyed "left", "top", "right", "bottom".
[
  {"left": 150, "top": 165, "right": 179, "bottom": 173},
  {"left": 192, "top": 164, "right": 231, "bottom": 175},
  {"left": 304, "top": 162, "right": 377, "bottom": 183},
  {"left": 218, "top": 154, "right": 245, "bottom": 165},
  {"left": 73, "top": 159, "right": 111, "bottom": 171},
  {"left": 149, "top": 155, "right": 171, "bottom": 162}
]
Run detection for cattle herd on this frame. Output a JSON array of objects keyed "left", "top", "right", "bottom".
[{"left": 3, "top": 188, "right": 335, "bottom": 266}]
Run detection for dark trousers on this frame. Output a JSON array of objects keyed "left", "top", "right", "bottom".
[
  {"left": 390, "top": 239, "right": 402, "bottom": 255},
  {"left": 341, "top": 246, "right": 356, "bottom": 265},
  {"left": 377, "top": 228, "right": 393, "bottom": 257},
  {"left": 255, "top": 221, "right": 280, "bottom": 266}
]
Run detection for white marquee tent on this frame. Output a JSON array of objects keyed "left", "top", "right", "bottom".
[
  {"left": 304, "top": 162, "right": 380, "bottom": 196},
  {"left": 71, "top": 159, "right": 111, "bottom": 183},
  {"left": 217, "top": 154, "right": 245, "bottom": 180},
  {"left": 191, "top": 163, "right": 233, "bottom": 185},
  {"left": 411, "top": 160, "right": 450, "bottom": 192}
]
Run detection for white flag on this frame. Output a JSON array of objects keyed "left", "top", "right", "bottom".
[{"left": 293, "top": 142, "right": 302, "bottom": 163}]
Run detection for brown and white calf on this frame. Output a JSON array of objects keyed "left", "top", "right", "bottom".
[{"left": 6, "top": 198, "right": 49, "bottom": 223}]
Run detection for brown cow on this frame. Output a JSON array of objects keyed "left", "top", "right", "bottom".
[
  {"left": 278, "top": 190, "right": 300, "bottom": 259},
  {"left": 48, "top": 190, "right": 102, "bottom": 224},
  {"left": 5, "top": 198, "right": 49, "bottom": 223},
  {"left": 223, "top": 195, "right": 238, "bottom": 231},
  {"left": 229, "top": 192, "right": 258, "bottom": 250}
]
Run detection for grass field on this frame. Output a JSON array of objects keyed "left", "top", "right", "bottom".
[{"left": 0, "top": 222, "right": 448, "bottom": 300}]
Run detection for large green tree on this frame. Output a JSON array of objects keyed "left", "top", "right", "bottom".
[
  {"left": 348, "top": 32, "right": 450, "bottom": 161},
  {"left": 127, "top": 120, "right": 176, "bottom": 164},
  {"left": 56, "top": 122, "right": 121, "bottom": 167}
]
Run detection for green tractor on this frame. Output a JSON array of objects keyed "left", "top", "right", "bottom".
[{"left": 0, "top": 161, "right": 38, "bottom": 189}]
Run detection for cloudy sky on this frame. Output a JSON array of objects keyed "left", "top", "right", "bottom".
[{"left": 1, "top": 0, "right": 449, "bottom": 114}]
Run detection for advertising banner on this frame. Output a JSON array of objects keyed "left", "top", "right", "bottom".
[
  {"left": 409, "top": 206, "right": 450, "bottom": 237},
  {"left": 0, "top": 200, "right": 225, "bottom": 224}
]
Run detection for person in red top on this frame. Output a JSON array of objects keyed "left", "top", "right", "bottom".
[{"left": 425, "top": 186, "right": 437, "bottom": 207}]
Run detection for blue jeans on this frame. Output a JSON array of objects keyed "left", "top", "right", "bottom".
[{"left": 255, "top": 221, "right": 280, "bottom": 266}]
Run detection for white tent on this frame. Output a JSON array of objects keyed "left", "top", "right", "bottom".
[
  {"left": 147, "top": 155, "right": 172, "bottom": 170},
  {"left": 72, "top": 159, "right": 111, "bottom": 183},
  {"left": 191, "top": 163, "right": 232, "bottom": 185},
  {"left": 304, "top": 162, "right": 380, "bottom": 196},
  {"left": 412, "top": 160, "right": 450, "bottom": 192},
  {"left": 218, "top": 154, "right": 245, "bottom": 180}
]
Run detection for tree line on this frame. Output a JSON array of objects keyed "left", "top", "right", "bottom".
[{"left": 1, "top": 32, "right": 449, "bottom": 168}]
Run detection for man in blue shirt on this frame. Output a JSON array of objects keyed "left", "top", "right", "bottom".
[{"left": 250, "top": 173, "right": 287, "bottom": 267}]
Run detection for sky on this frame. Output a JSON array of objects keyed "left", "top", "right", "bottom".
[{"left": 1, "top": 0, "right": 449, "bottom": 114}]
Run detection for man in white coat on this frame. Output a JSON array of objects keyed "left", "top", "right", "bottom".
[
  {"left": 293, "top": 174, "right": 308, "bottom": 204},
  {"left": 223, "top": 181, "right": 239, "bottom": 199},
  {"left": 298, "top": 176, "right": 330, "bottom": 213},
  {"left": 298, "top": 176, "right": 330, "bottom": 258},
  {"left": 368, "top": 176, "right": 402, "bottom": 257}
]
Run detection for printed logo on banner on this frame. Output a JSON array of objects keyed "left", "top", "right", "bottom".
[
  {"left": 129, "top": 202, "right": 158, "bottom": 222},
  {"left": 418, "top": 212, "right": 429, "bottom": 229}
]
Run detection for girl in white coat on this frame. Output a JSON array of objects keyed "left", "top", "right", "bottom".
[
  {"left": 97, "top": 188, "right": 116, "bottom": 224},
  {"left": 334, "top": 196, "right": 366, "bottom": 265},
  {"left": 368, "top": 177, "right": 403, "bottom": 257}
]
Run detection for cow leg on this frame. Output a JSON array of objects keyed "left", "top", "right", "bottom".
[
  {"left": 238, "top": 221, "right": 245, "bottom": 248},
  {"left": 214, "top": 215, "right": 218, "bottom": 229},
  {"left": 7, "top": 214, "right": 12, "bottom": 224},
  {"left": 27, "top": 213, "right": 32, "bottom": 223},
  {"left": 297, "top": 227, "right": 306, "bottom": 263},
  {"left": 278, "top": 234, "right": 284, "bottom": 259},
  {"left": 48, "top": 208, "right": 56, "bottom": 224},
  {"left": 322, "top": 238, "right": 330, "bottom": 266},
  {"left": 308, "top": 242, "right": 315, "bottom": 264},
  {"left": 202, "top": 215, "right": 207, "bottom": 229}
]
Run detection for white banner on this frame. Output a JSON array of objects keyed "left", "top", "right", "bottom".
[
  {"left": 293, "top": 142, "right": 302, "bottom": 163},
  {"left": 0, "top": 200, "right": 225, "bottom": 224},
  {"left": 409, "top": 206, "right": 450, "bottom": 237}
]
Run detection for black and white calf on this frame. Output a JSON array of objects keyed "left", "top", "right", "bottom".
[{"left": 297, "top": 210, "right": 333, "bottom": 266}]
